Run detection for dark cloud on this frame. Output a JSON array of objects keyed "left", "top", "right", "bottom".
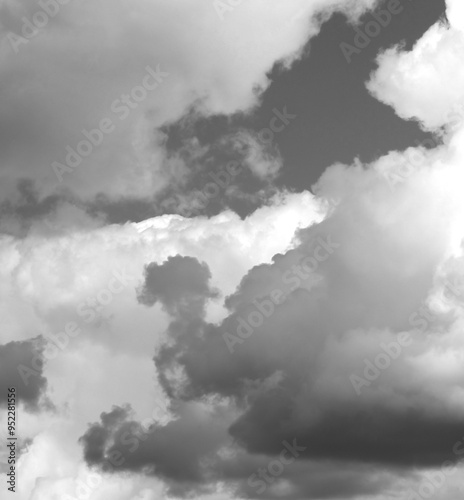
[
  {"left": 137, "top": 255, "right": 219, "bottom": 318},
  {"left": 79, "top": 403, "right": 402, "bottom": 499},
  {"left": 80, "top": 209, "right": 464, "bottom": 497},
  {"left": 229, "top": 395, "right": 464, "bottom": 467},
  {"left": 163, "top": 0, "right": 446, "bottom": 199},
  {"left": 80, "top": 402, "right": 230, "bottom": 491},
  {"left": 0, "top": 179, "right": 61, "bottom": 236},
  {"left": 0, "top": 337, "right": 49, "bottom": 411},
  {"left": 74, "top": 3, "right": 464, "bottom": 496},
  {"left": 0, "top": 179, "right": 101, "bottom": 238}
]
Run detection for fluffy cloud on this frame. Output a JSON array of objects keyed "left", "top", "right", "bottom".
[
  {"left": 5, "top": 0, "right": 464, "bottom": 499},
  {"left": 0, "top": 191, "right": 322, "bottom": 499},
  {"left": 74, "top": 1, "right": 464, "bottom": 497},
  {"left": 367, "top": 0, "right": 464, "bottom": 131},
  {"left": 0, "top": 338, "right": 49, "bottom": 411},
  {"left": 80, "top": 149, "right": 464, "bottom": 496},
  {"left": 0, "top": 0, "right": 379, "bottom": 207},
  {"left": 137, "top": 256, "right": 220, "bottom": 318}
]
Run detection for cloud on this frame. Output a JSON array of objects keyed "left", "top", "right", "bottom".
[
  {"left": 137, "top": 255, "right": 219, "bottom": 318},
  {"left": 80, "top": 402, "right": 232, "bottom": 486},
  {"left": 78, "top": 165, "right": 464, "bottom": 496},
  {"left": 0, "top": 337, "right": 49, "bottom": 411},
  {"left": 0, "top": 191, "right": 323, "bottom": 499},
  {"left": 73, "top": 1, "right": 464, "bottom": 493},
  {"left": 6, "top": 1, "right": 464, "bottom": 499},
  {"left": 228, "top": 130, "right": 284, "bottom": 181},
  {"left": 0, "top": 0, "right": 379, "bottom": 208},
  {"left": 79, "top": 400, "right": 403, "bottom": 499},
  {"left": 367, "top": 0, "right": 464, "bottom": 131}
]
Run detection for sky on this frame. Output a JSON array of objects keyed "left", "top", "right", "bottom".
[{"left": 2, "top": 0, "right": 464, "bottom": 499}]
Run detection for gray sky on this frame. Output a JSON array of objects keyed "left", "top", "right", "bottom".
[{"left": 0, "top": 0, "right": 446, "bottom": 227}]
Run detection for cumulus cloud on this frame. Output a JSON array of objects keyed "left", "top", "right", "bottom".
[
  {"left": 0, "top": 337, "right": 49, "bottom": 411},
  {"left": 367, "top": 0, "right": 464, "bottom": 131},
  {"left": 79, "top": 160, "right": 464, "bottom": 496},
  {"left": 137, "top": 256, "right": 219, "bottom": 318},
  {"left": 78, "top": 168, "right": 464, "bottom": 496},
  {"left": 73, "top": 1, "right": 464, "bottom": 497},
  {"left": 6, "top": 0, "right": 464, "bottom": 499},
  {"left": 0, "top": 191, "right": 323, "bottom": 499},
  {"left": 0, "top": 0, "right": 380, "bottom": 208},
  {"left": 80, "top": 402, "right": 232, "bottom": 487}
]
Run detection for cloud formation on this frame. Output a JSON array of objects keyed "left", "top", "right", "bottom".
[
  {"left": 0, "top": 337, "right": 49, "bottom": 411},
  {"left": 75, "top": 2, "right": 464, "bottom": 498},
  {"left": 5, "top": 1, "right": 464, "bottom": 500},
  {"left": 0, "top": 0, "right": 379, "bottom": 210}
]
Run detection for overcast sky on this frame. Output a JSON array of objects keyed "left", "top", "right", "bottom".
[{"left": 3, "top": 1, "right": 464, "bottom": 499}]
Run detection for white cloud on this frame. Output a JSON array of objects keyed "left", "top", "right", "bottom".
[
  {"left": 0, "top": 191, "right": 322, "bottom": 499},
  {"left": 367, "top": 0, "right": 464, "bottom": 131},
  {"left": 7, "top": 0, "right": 464, "bottom": 499}
]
